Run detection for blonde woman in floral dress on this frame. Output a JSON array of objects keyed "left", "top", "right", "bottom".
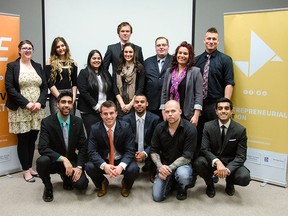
[{"left": 5, "top": 40, "right": 47, "bottom": 182}]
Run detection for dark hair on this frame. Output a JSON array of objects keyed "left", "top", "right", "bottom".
[
  {"left": 116, "top": 42, "right": 143, "bottom": 74},
  {"left": 18, "top": 40, "right": 34, "bottom": 56},
  {"left": 155, "top": 36, "right": 169, "bottom": 46},
  {"left": 57, "top": 91, "right": 73, "bottom": 102},
  {"left": 86, "top": 50, "right": 112, "bottom": 92},
  {"left": 215, "top": 97, "right": 233, "bottom": 110},
  {"left": 100, "top": 100, "right": 117, "bottom": 113},
  {"left": 117, "top": 22, "right": 133, "bottom": 34},
  {"left": 170, "top": 41, "right": 195, "bottom": 71},
  {"left": 207, "top": 27, "right": 218, "bottom": 34}
]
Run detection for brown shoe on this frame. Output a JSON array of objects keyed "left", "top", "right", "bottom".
[
  {"left": 97, "top": 178, "right": 108, "bottom": 197},
  {"left": 120, "top": 180, "right": 130, "bottom": 197}
]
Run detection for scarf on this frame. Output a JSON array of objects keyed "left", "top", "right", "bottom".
[{"left": 169, "top": 68, "right": 187, "bottom": 102}]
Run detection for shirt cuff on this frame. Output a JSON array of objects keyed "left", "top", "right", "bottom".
[
  {"left": 212, "top": 158, "right": 220, "bottom": 167},
  {"left": 159, "top": 104, "right": 165, "bottom": 110},
  {"left": 100, "top": 162, "right": 107, "bottom": 170},
  {"left": 143, "top": 151, "right": 148, "bottom": 158},
  {"left": 77, "top": 166, "right": 82, "bottom": 169},
  {"left": 57, "top": 156, "right": 62, "bottom": 162},
  {"left": 119, "top": 162, "right": 127, "bottom": 170}
]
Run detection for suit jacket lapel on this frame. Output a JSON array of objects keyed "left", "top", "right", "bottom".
[{"left": 114, "top": 121, "right": 121, "bottom": 149}]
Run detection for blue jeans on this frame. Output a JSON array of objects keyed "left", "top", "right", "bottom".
[{"left": 152, "top": 164, "right": 192, "bottom": 202}]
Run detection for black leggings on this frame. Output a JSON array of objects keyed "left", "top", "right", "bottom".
[{"left": 17, "top": 130, "right": 39, "bottom": 170}]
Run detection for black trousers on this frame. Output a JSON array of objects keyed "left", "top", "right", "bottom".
[
  {"left": 36, "top": 155, "right": 89, "bottom": 190},
  {"left": 194, "top": 156, "right": 251, "bottom": 186},
  {"left": 17, "top": 130, "right": 39, "bottom": 170}
]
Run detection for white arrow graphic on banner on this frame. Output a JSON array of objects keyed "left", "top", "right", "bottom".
[{"left": 234, "top": 31, "right": 282, "bottom": 77}]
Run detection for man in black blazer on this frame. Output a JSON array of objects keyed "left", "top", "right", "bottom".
[
  {"left": 194, "top": 98, "right": 250, "bottom": 198},
  {"left": 85, "top": 100, "right": 139, "bottom": 197},
  {"left": 122, "top": 95, "right": 160, "bottom": 181},
  {"left": 103, "top": 21, "right": 144, "bottom": 77},
  {"left": 37, "top": 91, "right": 89, "bottom": 202},
  {"left": 144, "top": 37, "right": 172, "bottom": 118}
]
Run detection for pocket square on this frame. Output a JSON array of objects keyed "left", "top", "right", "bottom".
[{"left": 229, "top": 139, "right": 236, "bottom": 141}]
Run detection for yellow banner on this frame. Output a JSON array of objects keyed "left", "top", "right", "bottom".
[
  {"left": 224, "top": 10, "right": 288, "bottom": 154},
  {"left": 0, "top": 13, "right": 19, "bottom": 148}
]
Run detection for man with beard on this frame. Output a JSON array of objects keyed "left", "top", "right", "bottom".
[
  {"left": 122, "top": 94, "right": 160, "bottom": 182},
  {"left": 150, "top": 100, "right": 197, "bottom": 201},
  {"left": 37, "top": 91, "right": 89, "bottom": 202}
]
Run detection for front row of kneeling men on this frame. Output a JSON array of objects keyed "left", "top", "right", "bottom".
[{"left": 37, "top": 91, "right": 250, "bottom": 202}]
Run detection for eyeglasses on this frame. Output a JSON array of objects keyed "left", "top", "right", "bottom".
[{"left": 21, "top": 47, "right": 33, "bottom": 51}]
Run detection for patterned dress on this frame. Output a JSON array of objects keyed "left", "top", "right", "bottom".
[{"left": 8, "top": 67, "right": 46, "bottom": 134}]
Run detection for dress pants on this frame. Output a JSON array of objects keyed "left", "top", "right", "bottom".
[
  {"left": 85, "top": 159, "right": 139, "bottom": 189},
  {"left": 194, "top": 156, "right": 251, "bottom": 186},
  {"left": 36, "top": 155, "right": 89, "bottom": 190}
]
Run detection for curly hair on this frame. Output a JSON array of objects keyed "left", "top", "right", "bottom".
[
  {"left": 170, "top": 41, "right": 195, "bottom": 71},
  {"left": 48, "top": 37, "right": 74, "bottom": 84}
]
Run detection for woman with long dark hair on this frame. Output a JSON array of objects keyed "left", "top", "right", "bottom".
[
  {"left": 77, "top": 50, "right": 114, "bottom": 136},
  {"left": 114, "top": 42, "right": 145, "bottom": 117}
]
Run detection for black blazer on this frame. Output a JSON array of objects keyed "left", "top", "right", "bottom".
[
  {"left": 77, "top": 67, "right": 115, "bottom": 114},
  {"left": 88, "top": 119, "right": 135, "bottom": 168},
  {"left": 122, "top": 111, "right": 160, "bottom": 155},
  {"left": 103, "top": 42, "right": 144, "bottom": 77},
  {"left": 5, "top": 58, "right": 47, "bottom": 110},
  {"left": 38, "top": 114, "right": 87, "bottom": 167},
  {"left": 144, "top": 54, "right": 172, "bottom": 110},
  {"left": 201, "top": 119, "right": 247, "bottom": 173}
]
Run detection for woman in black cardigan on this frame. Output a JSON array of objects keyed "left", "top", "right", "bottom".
[
  {"left": 5, "top": 40, "right": 47, "bottom": 182},
  {"left": 77, "top": 50, "right": 114, "bottom": 136}
]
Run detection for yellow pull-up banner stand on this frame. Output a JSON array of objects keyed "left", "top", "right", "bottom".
[{"left": 224, "top": 9, "right": 288, "bottom": 187}]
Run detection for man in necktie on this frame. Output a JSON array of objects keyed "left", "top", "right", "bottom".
[
  {"left": 194, "top": 27, "right": 235, "bottom": 187},
  {"left": 194, "top": 98, "right": 250, "bottom": 198},
  {"left": 144, "top": 37, "right": 172, "bottom": 119},
  {"left": 85, "top": 100, "right": 139, "bottom": 197},
  {"left": 122, "top": 95, "right": 160, "bottom": 182},
  {"left": 37, "top": 91, "right": 89, "bottom": 202}
]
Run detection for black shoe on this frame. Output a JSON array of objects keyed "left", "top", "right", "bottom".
[
  {"left": 176, "top": 189, "right": 187, "bottom": 200},
  {"left": 43, "top": 187, "right": 53, "bottom": 202},
  {"left": 212, "top": 175, "right": 219, "bottom": 183},
  {"left": 225, "top": 183, "right": 235, "bottom": 196},
  {"left": 206, "top": 183, "right": 215, "bottom": 198},
  {"left": 61, "top": 174, "right": 73, "bottom": 190}
]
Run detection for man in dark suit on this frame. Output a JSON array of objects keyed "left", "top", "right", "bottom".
[
  {"left": 144, "top": 36, "right": 172, "bottom": 118},
  {"left": 103, "top": 21, "right": 144, "bottom": 77},
  {"left": 85, "top": 100, "right": 139, "bottom": 197},
  {"left": 122, "top": 95, "right": 160, "bottom": 182},
  {"left": 37, "top": 91, "right": 89, "bottom": 202},
  {"left": 194, "top": 98, "right": 250, "bottom": 198}
]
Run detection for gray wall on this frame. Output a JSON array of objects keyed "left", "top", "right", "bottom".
[
  {"left": 1, "top": 0, "right": 288, "bottom": 63},
  {"left": 194, "top": 0, "right": 288, "bottom": 55},
  {"left": 0, "top": 0, "right": 43, "bottom": 64}
]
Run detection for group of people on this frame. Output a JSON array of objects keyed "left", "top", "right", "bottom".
[{"left": 5, "top": 21, "right": 251, "bottom": 203}]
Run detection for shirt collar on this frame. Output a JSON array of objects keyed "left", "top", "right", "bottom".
[
  {"left": 135, "top": 112, "right": 146, "bottom": 121},
  {"left": 157, "top": 56, "right": 166, "bottom": 62},
  {"left": 104, "top": 121, "right": 116, "bottom": 132},
  {"left": 218, "top": 119, "right": 231, "bottom": 128},
  {"left": 57, "top": 113, "right": 70, "bottom": 126}
]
